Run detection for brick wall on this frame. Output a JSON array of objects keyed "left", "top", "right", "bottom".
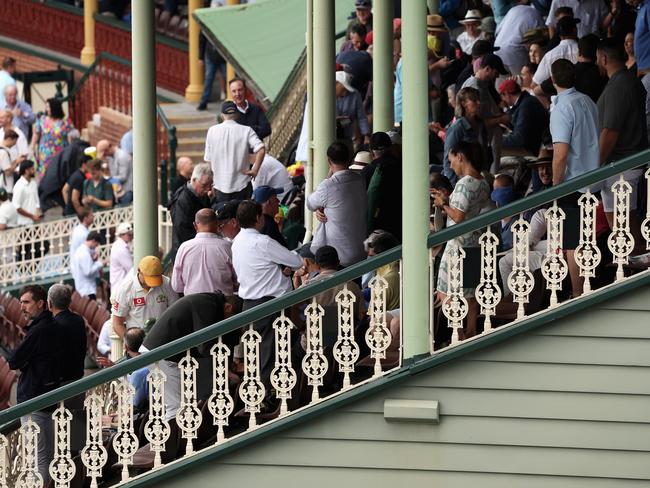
[
  {"left": 86, "top": 107, "right": 132, "bottom": 146},
  {"left": 0, "top": 47, "right": 69, "bottom": 74}
]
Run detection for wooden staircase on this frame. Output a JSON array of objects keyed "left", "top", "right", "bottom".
[{"left": 159, "top": 102, "right": 218, "bottom": 162}]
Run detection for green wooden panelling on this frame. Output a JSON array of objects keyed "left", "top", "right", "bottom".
[
  {"left": 149, "top": 281, "right": 650, "bottom": 488},
  {"left": 315, "top": 386, "right": 650, "bottom": 423},
  {"left": 278, "top": 411, "right": 650, "bottom": 451},
  {"left": 153, "top": 465, "right": 650, "bottom": 488}
]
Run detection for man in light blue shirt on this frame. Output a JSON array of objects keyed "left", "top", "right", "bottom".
[
  {"left": 549, "top": 59, "right": 599, "bottom": 185},
  {"left": 634, "top": 0, "right": 650, "bottom": 72},
  {"left": 2, "top": 85, "right": 34, "bottom": 137},
  {"left": 0, "top": 57, "right": 16, "bottom": 107},
  {"left": 70, "top": 231, "right": 104, "bottom": 299}
]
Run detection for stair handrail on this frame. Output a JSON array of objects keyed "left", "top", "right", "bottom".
[{"left": 1, "top": 149, "right": 649, "bottom": 428}]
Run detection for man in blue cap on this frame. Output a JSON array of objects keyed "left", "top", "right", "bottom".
[{"left": 252, "top": 185, "right": 288, "bottom": 248}]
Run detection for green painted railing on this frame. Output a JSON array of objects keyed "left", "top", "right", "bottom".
[{"left": 1, "top": 149, "right": 649, "bottom": 429}]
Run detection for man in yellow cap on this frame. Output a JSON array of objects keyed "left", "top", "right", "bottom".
[{"left": 111, "top": 255, "right": 178, "bottom": 337}]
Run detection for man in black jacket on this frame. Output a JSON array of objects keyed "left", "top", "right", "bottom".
[
  {"left": 142, "top": 292, "right": 239, "bottom": 421},
  {"left": 169, "top": 162, "right": 213, "bottom": 257},
  {"left": 48, "top": 284, "right": 86, "bottom": 384},
  {"left": 8, "top": 285, "right": 62, "bottom": 485},
  {"left": 229, "top": 78, "right": 271, "bottom": 140}
]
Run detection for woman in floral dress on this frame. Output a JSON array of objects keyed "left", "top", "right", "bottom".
[
  {"left": 30, "top": 98, "right": 74, "bottom": 176},
  {"left": 432, "top": 140, "right": 491, "bottom": 339}
]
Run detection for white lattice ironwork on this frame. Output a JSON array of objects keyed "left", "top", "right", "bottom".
[
  {"left": 475, "top": 230, "right": 501, "bottom": 331},
  {"left": 508, "top": 217, "right": 535, "bottom": 320},
  {"left": 607, "top": 175, "right": 634, "bottom": 281},
  {"left": 333, "top": 285, "right": 360, "bottom": 389},
  {"left": 271, "top": 312, "right": 297, "bottom": 415},
  {"left": 0, "top": 205, "right": 172, "bottom": 286},
  {"left": 49, "top": 403, "right": 76, "bottom": 488},
  {"left": 302, "top": 300, "right": 328, "bottom": 403},
  {"left": 16, "top": 417, "right": 42, "bottom": 488},
  {"left": 81, "top": 392, "right": 107, "bottom": 488},
  {"left": 365, "top": 275, "right": 392, "bottom": 375},
  {"left": 144, "top": 366, "right": 171, "bottom": 468},
  {"left": 0, "top": 434, "right": 6, "bottom": 488},
  {"left": 208, "top": 338, "right": 235, "bottom": 443},
  {"left": 177, "top": 352, "right": 202, "bottom": 456},
  {"left": 641, "top": 169, "right": 650, "bottom": 249},
  {"left": 442, "top": 244, "right": 468, "bottom": 344},
  {"left": 112, "top": 378, "right": 138, "bottom": 483},
  {"left": 239, "top": 325, "right": 265, "bottom": 429},
  {"left": 541, "top": 203, "right": 568, "bottom": 307},
  {"left": 576, "top": 192, "right": 601, "bottom": 294}
]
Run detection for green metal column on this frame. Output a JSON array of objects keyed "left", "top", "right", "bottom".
[
  {"left": 401, "top": 0, "right": 430, "bottom": 358},
  {"left": 372, "top": 0, "right": 394, "bottom": 132},
  {"left": 312, "top": 0, "right": 335, "bottom": 185},
  {"left": 304, "top": 0, "right": 315, "bottom": 241},
  {"left": 132, "top": 0, "right": 158, "bottom": 263}
]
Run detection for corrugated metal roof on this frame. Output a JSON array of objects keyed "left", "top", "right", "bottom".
[{"left": 194, "top": 0, "right": 355, "bottom": 106}]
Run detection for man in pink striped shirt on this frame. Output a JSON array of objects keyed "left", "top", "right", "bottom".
[{"left": 171, "top": 208, "right": 237, "bottom": 296}]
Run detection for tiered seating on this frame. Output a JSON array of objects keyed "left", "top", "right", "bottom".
[
  {"left": 69, "top": 291, "right": 110, "bottom": 357},
  {"left": 0, "top": 356, "right": 16, "bottom": 410}
]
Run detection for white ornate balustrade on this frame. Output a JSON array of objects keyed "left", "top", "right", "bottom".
[
  {"left": 1, "top": 152, "right": 650, "bottom": 488},
  {"left": 0, "top": 205, "right": 172, "bottom": 287}
]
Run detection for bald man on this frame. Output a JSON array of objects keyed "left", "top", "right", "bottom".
[
  {"left": 171, "top": 156, "right": 194, "bottom": 194},
  {"left": 171, "top": 208, "right": 237, "bottom": 296},
  {"left": 2, "top": 85, "right": 34, "bottom": 137},
  {"left": 96, "top": 139, "right": 132, "bottom": 203}
]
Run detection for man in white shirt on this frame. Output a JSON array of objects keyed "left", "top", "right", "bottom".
[
  {"left": 172, "top": 208, "right": 237, "bottom": 296},
  {"left": 204, "top": 100, "right": 265, "bottom": 204},
  {"left": 494, "top": 0, "right": 544, "bottom": 75},
  {"left": 0, "top": 109, "right": 28, "bottom": 168},
  {"left": 70, "top": 231, "right": 104, "bottom": 299},
  {"left": 112, "top": 255, "right": 179, "bottom": 337},
  {"left": 546, "top": 0, "right": 607, "bottom": 38},
  {"left": 0, "top": 187, "right": 17, "bottom": 230},
  {"left": 307, "top": 141, "right": 368, "bottom": 267},
  {"left": 109, "top": 222, "right": 133, "bottom": 293},
  {"left": 0, "top": 128, "right": 19, "bottom": 194},
  {"left": 252, "top": 153, "right": 293, "bottom": 202},
  {"left": 533, "top": 16, "right": 579, "bottom": 89},
  {"left": 232, "top": 200, "right": 303, "bottom": 393},
  {"left": 69, "top": 207, "right": 94, "bottom": 261},
  {"left": 12, "top": 160, "right": 40, "bottom": 225},
  {"left": 96, "top": 139, "right": 133, "bottom": 204}
]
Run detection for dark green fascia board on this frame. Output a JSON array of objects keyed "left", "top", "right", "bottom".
[
  {"left": 93, "top": 13, "right": 189, "bottom": 52},
  {"left": 119, "top": 269, "right": 650, "bottom": 488},
  {"left": 0, "top": 38, "right": 86, "bottom": 72},
  {"left": 428, "top": 149, "right": 650, "bottom": 248},
  {"left": 0, "top": 247, "right": 401, "bottom": 426},
  {"left": 3, "top": 274, "right": 75, "bottom": 298}
]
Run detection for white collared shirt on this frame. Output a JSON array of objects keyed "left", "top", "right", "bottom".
[
  {"left": 71, "top": 243, "right": 103, "bottom": 297},
  {"left": 110, "top": 237, "right": 133, "bottom": 292},
  {"left": 204, "top": 119, "right": 264, "bottom": 193},
  {"left": 12, "top": 175, "right": 39, "bottom": 226},
  {"left": 232, "top": 227, "right": 303, "bottom": 300},
  {"left": 112, "top": 271, "right": 179, "bottom": 329},
  {"left": 70, "top": 223, "right": 90, "bottom": 261},
  {"left": 533, "top": 39, "right": 579, "bottom": 85},
  {"left": 0, "top": 126, "right": 28, "bottom": 162},
  {"left": 252, "top": 154, "right": 293, "bottom": 199}
]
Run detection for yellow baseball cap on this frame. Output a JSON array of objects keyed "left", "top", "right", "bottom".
[{"left": 138, "top": 256, "right": 163, "bottom": 287}]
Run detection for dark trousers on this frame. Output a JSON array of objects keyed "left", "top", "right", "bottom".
[
  {"left": 242, "top": 296, "right": 278, "bottom": 396},
  {"left": 214, "top": 182, "right": 252, "bottom": 205}
]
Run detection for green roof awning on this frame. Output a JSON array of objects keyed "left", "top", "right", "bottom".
[{"left": 194, "top": 0, "right": 355, "bottom": 107}]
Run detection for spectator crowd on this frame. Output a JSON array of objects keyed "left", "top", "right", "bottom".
[{"left": 5, "top": 0, "right": 650, "bottom": 483}]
